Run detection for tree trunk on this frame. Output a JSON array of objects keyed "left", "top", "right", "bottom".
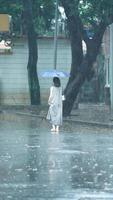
[
  {"left": 63, "top": 26, "right": 107, "bottom": 116},
  {"left": 61, "top": 0, "right": 107, "bottom": 116},
  {"left": 23, "top": 0, "right": 40, "bottom": 105},
  {"left": 63, "top": 73, "right": 85, "bottom": 116}
]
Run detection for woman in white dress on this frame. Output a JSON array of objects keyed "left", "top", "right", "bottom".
[{"left": 47, "top": 77, "right": 62, "bottom": 132}]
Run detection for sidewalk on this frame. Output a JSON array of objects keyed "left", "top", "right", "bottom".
[
  {"left": 0, "top": 103, "right": 113, "bottom": 128},
  {"left": 69, "top": 103, "right": 113, "bottom": 128}
]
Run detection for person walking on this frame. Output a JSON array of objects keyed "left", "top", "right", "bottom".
[{"left": 47, "top": 76, "right": 63, "bottom": 132}]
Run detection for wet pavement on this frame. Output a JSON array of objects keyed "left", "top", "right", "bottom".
[
  {"left": 0, "top": 103, "right": 113, "bottom": 128},
  {"left": 0, "top": 113, "right": 113, "bottom": 199}
]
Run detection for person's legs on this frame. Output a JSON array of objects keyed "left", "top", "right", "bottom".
[
  {"left": 56, "top": 125, "right": 59, "bottom": 132},
  {"left": 51, "top": 125, "right": 56, "bottom": 131}
]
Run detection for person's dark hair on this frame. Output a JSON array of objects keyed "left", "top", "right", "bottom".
[{"left": 53, "top": 76, "right": 61, "bottom": 87}]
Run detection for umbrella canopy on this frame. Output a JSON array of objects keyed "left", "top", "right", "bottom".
[{"left": 40, "top": 70, "right": 70, "bottom": 78}]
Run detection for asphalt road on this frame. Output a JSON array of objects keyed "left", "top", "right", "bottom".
[{"left": 0, "top": 114, "right": 113, "bottom": 200}]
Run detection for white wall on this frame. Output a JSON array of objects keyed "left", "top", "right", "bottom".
[
  {"left": 0, "top": 37, "right": 71, "bottom": 105},
  {"left": 110, "top": 24, "right": 113, "bottom": 109}
]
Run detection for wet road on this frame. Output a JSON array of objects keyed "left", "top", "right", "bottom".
[{"left": 0, "top": 115, "right": 113, "bottom": 199}]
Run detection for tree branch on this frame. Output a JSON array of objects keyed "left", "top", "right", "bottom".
[
  {"left": 93, "top": 20, "right": 107, "bottom": 47},
  {"left": 60, "top": 0, "right": 79, "bottom": 19}
]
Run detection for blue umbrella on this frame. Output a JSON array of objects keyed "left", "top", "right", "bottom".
[{"left": 40, "top": 70, "right": 70, "bottom": 78}]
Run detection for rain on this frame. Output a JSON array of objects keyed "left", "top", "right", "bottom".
[{"left": 0, "top": 114, "right": 113, "bottom": 199}]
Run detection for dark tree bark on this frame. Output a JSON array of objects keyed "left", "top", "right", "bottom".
[
  {"left": 23, "top": 0, "right": 40, "bottom": 105},
  {"left": 61, "top": 0, "right": 107, "bottom": 116}
]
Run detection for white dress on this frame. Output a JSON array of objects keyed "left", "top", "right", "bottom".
[{"left": 47, "top": 86, "right": 62, "bottom": 126}]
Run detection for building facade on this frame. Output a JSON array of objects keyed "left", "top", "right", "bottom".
[{"left": 0, "top": 37, "right": 71, "bottom": 105}]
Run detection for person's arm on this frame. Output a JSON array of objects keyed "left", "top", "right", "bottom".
[{"left": 48, "top": 86, "right": 53, "bottom": 105}]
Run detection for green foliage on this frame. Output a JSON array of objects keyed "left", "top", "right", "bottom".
[
  {"left": 78, "top": 0, "right": 113, "bottom": 31},
  {"left": 0, "top": 0, "right": 55, "bottom": 36},
  {"left": 32, "top": 0, "right": 55, "bottom": 35},
  {"left": 1, "top": 0, "right": 113, "bottom": 36},
  {"left": 0, "top": 0, "right": 23, "bottom": 34},
  {"left": 61, "top": 0, "right": 113, "bottom": 34}
]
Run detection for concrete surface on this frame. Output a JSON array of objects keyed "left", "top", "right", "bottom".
[
  {"left": 0, "top": 111, "right": 113, "bottom": 199},
  {"left": 0, "top": 103, "right": 113, "bottom": 128}
]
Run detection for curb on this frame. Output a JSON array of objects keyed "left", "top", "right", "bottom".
[
  {"left": 14, "top": 111, "right": 113, "bottom": 128},
  {"left": 0, "top": 110, "right": 113, "bottom": 129},
  {"left": 64, "top": 118, "right": 113, "bottom": 129}
]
